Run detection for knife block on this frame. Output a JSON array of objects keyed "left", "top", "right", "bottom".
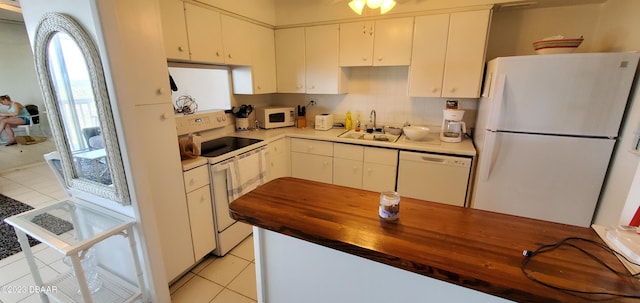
[{"left": 297, "top": 116, "right": 306, "bottom": 128}]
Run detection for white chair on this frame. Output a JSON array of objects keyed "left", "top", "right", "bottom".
[{"left": 14, "top": 104, "right": 41, "bottom": 136}]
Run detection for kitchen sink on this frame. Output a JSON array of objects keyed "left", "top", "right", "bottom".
[{"left": 338, "top": 130, "right": 400, "bottom": 142}]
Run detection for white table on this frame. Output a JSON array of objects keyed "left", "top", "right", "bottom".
[
  {"left": 4, "top": 200, "right": 144, "bottom": 303},
  {"left": 73, "top": 149, "right": 109, "bottom": 184}
]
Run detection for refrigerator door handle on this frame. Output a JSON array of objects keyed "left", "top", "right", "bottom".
[
  {"left": 487, "top": 74, "right": 506, "bottom": 131},
  {"left": 480, "top": 131, "right": 498, "bottom": 180}
]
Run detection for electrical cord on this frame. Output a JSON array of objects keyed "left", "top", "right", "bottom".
[{"left": 521, "top": 237, "right": 640, "bottom": 299}]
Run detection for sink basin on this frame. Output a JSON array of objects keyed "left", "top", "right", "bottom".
[{"left": 338, "top": 130, "right": 400, "bottom": 142}]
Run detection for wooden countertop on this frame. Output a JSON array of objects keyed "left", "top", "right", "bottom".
[{"left": 229, "top": 177, "right": 640, "bottom": 303}]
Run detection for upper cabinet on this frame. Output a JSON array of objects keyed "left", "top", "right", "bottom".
[
  {"left": 306, "top": 24, "right": 348, "bottom": 94},
  {"left": 221, "top": 15, "right": 253, "bottom": 66},
  {"left": 158, "top": 0, "right": 190, "bottom": 61},
  {"left": 159, "top": 0, "right": 224, "bottom": 63},
  {"left": 185, "top": 3, "right": 224, "bottom": 63},
  {"left": 275, "top": 28, "right": 306, "bottom": 93},
  {"left": 408, "top": 10, "right": 491, "bottom": 98},
  {"left": 232, "top": 25, "right": 277, "bottom": 94},
  {"left": 339, "top": 18, "right": 414, "bottom": 67},
  {"left": 275, "top": 25, "right": 347, "bottom": 94}
]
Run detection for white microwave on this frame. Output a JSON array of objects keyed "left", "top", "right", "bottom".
[{"left": 256, "top": 106, "right": 295, "bottom": 129}]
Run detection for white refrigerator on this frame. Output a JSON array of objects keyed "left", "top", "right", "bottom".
[{"left": 472, "top": 53, "right": 640, "bottom": 227}]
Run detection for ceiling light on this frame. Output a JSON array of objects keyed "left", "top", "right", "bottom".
[
  {"left": 348, "top": 0, "right": 365, "bottom": 15},
  {"left": 380, "top": 0, "right": 396, "bottom": 14},
  {"left": 348, "top": 0, "right": 396, "bottom": 15},
  {"left": 366, "top": 0, "right": 383, "bottom": 9}
]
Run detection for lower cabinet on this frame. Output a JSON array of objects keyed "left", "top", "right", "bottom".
[
  {"left": 333, "top": 143, "right": 398, "bottom": 191},
  {"left": 266, "top": 137, "right": 290, "bottom": 182},
  {"left": 291, "top": 138, "right": 333, "bottom": 183},
  {"left": 333, "top": 144, "right": 364, "bottom": 188},
  {"left": 362, "top": 146, "right": 398, "bottom": 192},
  {"left": 183, "top": 164, "right": 216, "bottom": 262}
]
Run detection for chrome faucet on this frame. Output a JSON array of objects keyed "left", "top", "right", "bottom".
[{"left": 370, "top": 110, "right": 377, "bottom": 131}]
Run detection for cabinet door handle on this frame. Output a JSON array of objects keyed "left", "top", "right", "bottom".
[
  {"left": 450, "top": 87, "right": 457, "bottom": 93},
  {"left": 377, "top": 57, "right": 383, "bottom": 61},
  {"left": 178, "top": 46, "right": 184, "bottom": 52},
  {"left": 228, "top": 53, "right": 232, "bottom": 59},
  {"left": 216, "top": 51, "right": 221, "bottom": 57},
  {"left": 432, "top": 88, "right": 439, "bottom": 93}
]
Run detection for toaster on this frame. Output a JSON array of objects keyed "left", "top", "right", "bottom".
[{"left": 315, "top": 114, "right": 334, "bottom": 131}]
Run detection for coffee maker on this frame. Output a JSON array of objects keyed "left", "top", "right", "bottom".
[{"left": 440, "top": 109, "right": 466, "bottom": 143}]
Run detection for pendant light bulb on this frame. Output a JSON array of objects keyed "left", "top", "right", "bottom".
[
  {"left": 366, "top": 0, "right": 383, "bottom": 9},
  {"left": 348, "top": 0, "right": 365, "bottom": 15},
  {"left": 380, "top": 0, "right": 396, "bottom": 14}
]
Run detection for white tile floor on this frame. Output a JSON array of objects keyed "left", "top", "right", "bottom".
[
  {"left": 0, "top": 139, "right": 56, "bottom": 173},
  {"left": 0, "top": 161, "right": 257, "bottom": 303}
]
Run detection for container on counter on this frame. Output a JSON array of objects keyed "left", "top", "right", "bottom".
[{"left": 379, "top": 191, "right": 400, "bottom": 220}]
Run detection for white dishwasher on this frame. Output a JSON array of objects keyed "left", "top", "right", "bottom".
[{"left": 396, "top": 151, "right": 472, "bottom": 207}]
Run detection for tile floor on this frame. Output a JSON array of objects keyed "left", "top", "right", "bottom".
[
  {"left": 0, "top": 161, "right": 257, "bottom": 302},
  {"left": 0, "top": 139, "right": 57, "bottom": 173}
]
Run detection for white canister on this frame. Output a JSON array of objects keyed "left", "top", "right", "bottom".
[
  {"left": 236, "top": 118, "right": 249, "bottom": 131},
  {"left": 379, "top": 191, "right": 400, "bottom": 220}
]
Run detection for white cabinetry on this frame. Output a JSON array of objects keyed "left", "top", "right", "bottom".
[
  {"left": 158, "top": 0, "right": 189, "bottom": 61},
  {"left": 333, "top": 143, "right": 364, "bottom": 188},
  {"left": 305, "top": 25, "right": 348, "bottom": 94},
  {"left": 339, "top": 18, "right": 414, "bottom": 67},
  {"left": 333, "top": 144, "right": 397, "bottom": 191},
  {"left": 158, "top": 0, "right": 224, "bottom": 63},
  {"left": 183, "top": 165, "right": 216, "bottom": 262},
  {"left": 275, "top": 25, "right": 348, "bottom": 94},
  {"left": 266, "top": 137, "right": 291, "bottom": 182},
  {"left": 291, "top": 138, "right": 333, "bottom": 183},
  {"left": 362, "top": 147, "right": 398, "bottom": 192},
  {"left": 275, "top": 28, "right": 306, "bottom": 93},
  {"left": 232, "top": 24, "right": 277, "bottom": 94},
  {"left": 408, "top": 10, "right": 491, "bottom": 98},
  {"left": 185, "top": 3, "right": 224, "bottom": 63},
  {"left": 221, "top": 15, "right": 253, "bottom": 66}
]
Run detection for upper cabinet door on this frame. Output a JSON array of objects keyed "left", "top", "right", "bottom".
[
  {"left": 372, "top": 17, "right": 414, "bottom": 66},
  {"left": 408, "top": 14, "right": 449, "bottom": 97},
  {"left": 185, "top": 3, "right": 224, "bottom": 64},
  {"left": 306, "top": 24, "right": 348, "bottom": 94},
  {"left": 339, "top": 21, "right": 374, "bottom": 66},
  {"left": 442, "top": 10, "right": 491, "bottom": 98},
  {"left": 252, "top": 25, "right": 277, "bottom": 93},
  {"left": 275, "top": 28, "right": 306, "bottom": 93},
  {"left": 221, "top": 15, "right": 253, "bottom": 66},
  {"left": 158, "top": 0, "right": 189, "bottom": 60}
]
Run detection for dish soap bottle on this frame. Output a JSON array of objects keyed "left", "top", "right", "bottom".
[{"left": 345, "top": 111, "right": 353, "bottom": 130}]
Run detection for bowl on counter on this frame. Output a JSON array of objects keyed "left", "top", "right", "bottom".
[{"left": 403, "top": 126, "right": 430, "bottom": 141}]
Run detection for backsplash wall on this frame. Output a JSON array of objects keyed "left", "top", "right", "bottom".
[{"left": 271, "top": 66, "right": 478, "bottom": 130}]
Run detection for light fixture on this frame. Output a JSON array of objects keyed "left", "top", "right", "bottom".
[
  {"left": 348, "top": 0, "right": 396, "bottom": 15},
  {"left": 380, "top": 0, "right": 396, "bottom": 14},
  {"left": 348, "top": 0, "right": 365, "bottom": 15}
]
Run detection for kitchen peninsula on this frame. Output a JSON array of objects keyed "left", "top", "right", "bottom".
[{"left": 229, "top": 177, "right": 640, "bottom": 303}]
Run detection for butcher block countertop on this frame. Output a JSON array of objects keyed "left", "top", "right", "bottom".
[{"left": 229, "top": 177, "right": 640, "bottom": 303}]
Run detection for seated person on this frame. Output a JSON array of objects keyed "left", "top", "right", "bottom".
[{"left": 0, "top": 95, "right": 30, "bottom": 146}]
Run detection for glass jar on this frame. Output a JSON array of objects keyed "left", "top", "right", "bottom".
[{"left": 379, "top": 191, "right": 400, "bottom": 220}]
